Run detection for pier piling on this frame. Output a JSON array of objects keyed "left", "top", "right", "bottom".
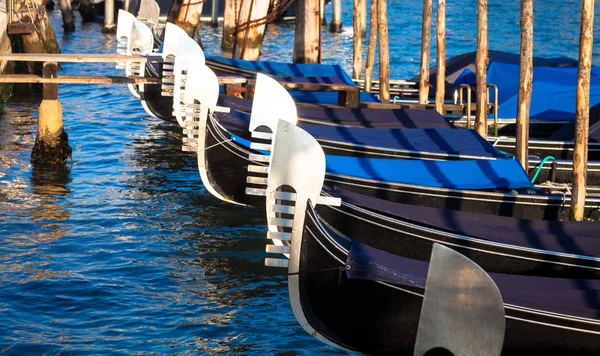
[
  {"left": 516, "top": 0, "right": 533, "bottom": 170},
  {"left": 233, "top": 0, "right": 269, "bottom": 60},
  {"left": 475, "top": 0, "right": 488, "bottom": 138},
  {"left": 571, "top": 0, "right": 595, "bottom": 221},
  {"left": 330, "top": 0, "right": 342, "bottom": 33},
  {"left": 31, "top": 62, "right": 72, "bottom": 165},
  {"left": 434, "top": 0, "right": 446, "bottom": 114},
  {"left": 352, "top": 0, "right": 363, "bottom": 79},
  {"left": 320, "top": 0, "right": 326, "bottom": 25},
  {"left": 294, "top": 0, "right": 321, "bottom": 63},
  {"left": 58, "top": 0, "right": 75, "bottom": 32},
  {"left": 377, "top": 0, "right": 390, "bottom": 102},
  {"left": 418, "top": 0, "right": 432, "bottom": 104},
  {"left": 210, "top": 0, "right": 219, "bottom": 27},
  {"left": 102, "top": 0, "right": 116, "bottom": 33},
  {"left": 222, "top": 0, "right": 237, "bottom": 53},
  {"left": 176, "top": 0, "right": 204, "bottom": 37},
  {"left": 364, "top": 0, "right": 377, "bottom": 93}
]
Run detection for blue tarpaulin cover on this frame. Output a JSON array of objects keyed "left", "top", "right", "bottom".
[
  {"left": 453, "top": 52, "right": 600, "bottom": 121},
  {"left": 229, "top": 133, "right": 531, "bottom": 190},
  {"left": 325, "top": 156, "right": 534, "bottom": 190},
  {"left": 217, "top": 111, "right": 507, "bottom": 158},
  {"left": 207, "top": 55, "right": 379, "bottom": 104}
]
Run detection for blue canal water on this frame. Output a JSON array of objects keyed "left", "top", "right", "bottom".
[{"left": 1, "top": 1, "right": 600, "bottom": 354}]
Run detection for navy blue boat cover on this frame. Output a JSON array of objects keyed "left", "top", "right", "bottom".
[
  {"left": 335, "top": 187, "right": 600, "bottom": 256},
  {"left": 344, "top": 240, "right": 600, "bottom": 319},
  {"left": 326, "top": 156, "right": 534, "bottom": 190},
  {"left": 301, "top": 124, "right": 508, "bottom": 158},
  {"left": 217, "top": 110, "right": 507, "bottom": 158},
  {"left": 217, "top": 94, "right": 454, "bottom": 128}
]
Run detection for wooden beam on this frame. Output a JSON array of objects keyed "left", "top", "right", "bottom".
[
  {"left": 364, "top": 0, "right": 378, "bottom": 93},
  {"left": 103, "top": 0, "right": 116, "bottom": 32},
  {"left": 475, "top": 0, "right": 488, "bottom": 138},
  {"left": 7, "top": 23, "right": 36, "bottom": 35},
  {"left": 435, "top": 0, "right": 446, "bottom": 114},
  {"left": 352, "top": 0, "right": 364, "bottom": 79},
  {"left": 294, "top": 0, "right": 321, "bottom": 63},
  {"left": 0, "top": 74, "right": 162, "bottom": 84},
  {"left": 419, "top": 0, "right": 432, "bottom": 104},
  {"left": 0, "top": 53, "right": 156, "bottom": 63},
  {"left": 516, "top": 0, "right": 533, "bottom": 170},
  {"left": 377, "top": 0, "right": 390, "bottom": 102},
  {"left": 571, "top": 0, "right": 595, "bottom": 221}
]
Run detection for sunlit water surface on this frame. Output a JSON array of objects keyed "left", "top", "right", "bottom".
[{"left": 1, "top": 1, "right": 600, "bottom": 354}]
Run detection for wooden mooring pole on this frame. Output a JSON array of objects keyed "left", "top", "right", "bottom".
[
  {"left": 294, "top": 0, "right": 321, "bottom": 63},
  {"left": 222, "top": 0, "right": 236, "bottom": 53},
  {"left": 571, "top": 0, "right": 595, "bottom": 221},
  {"left": 377, "top": 0, "right": 390, "bottom": 102},
  {"left": 233, "top": 0, "right": 270, "bottom": 60},
  {"left": 418, "top": 0, "right": 432, "bottom": 104},
  {"left": 475, "top": 0, "right": 488, "bottom": 138},
  {"left": 364, "top": 0, "right": 377, "bottom": 93},
  {"left": 330, "top": 0, "right": 342, "bottom": 33},
  {"left": 210, "top": 0, "right": 219, "bottom": 27},
  {"left": 31, "top": 62, "right": 72, "bottom": 165},
  {"left": 320, "top": 0, "right": 327, "bottom": 25},
  {"left": 352, "top": 0, "right": 364, "bottom": 79},
  {"left": 516, "top": 0, "right": 533, "bottom": 170},
  {"left": 435, "top": 0, "right": 446, "bottom": 114},
  {"left": 361, "top": 0, "right": 367, "bottom": 36},
  {"left": 176, "top": 0, "right": 204, "bottom": 37},
  {"left": 102, "top": 0, "right": 116, "bottom": 32},
  {"left": 58, "top": 0, "right": 75, "bottom": 32}
]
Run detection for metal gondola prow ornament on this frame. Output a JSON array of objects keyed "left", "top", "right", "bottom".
[
  {"left": 137, "top": 0, "right": 160, "bottom": 31},
  {"left": 414, "top": 243, "right": 505, "bottom": 356},
  {"left": 245, "top": 74, "right": 300, "bottom": 204},
  {"left": 249, "top": 73, "right": 298, "bottom": 135},
  {"left": 116, "top": 10, "right": 136, "bottom": 61}
]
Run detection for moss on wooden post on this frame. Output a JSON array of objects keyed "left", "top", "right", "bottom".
[{"left": 31, "top": 62, "right": 72, "bottom": 165}]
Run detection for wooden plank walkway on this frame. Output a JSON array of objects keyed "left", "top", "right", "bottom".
[{"left": 0, "top": 74, "right": 161, "bottom": 84}]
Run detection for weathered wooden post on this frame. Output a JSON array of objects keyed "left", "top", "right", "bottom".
[
  {"left": 516, "top": 0, "right": 533, "bottom": 170},
  {"left": 176, "top": 0, "right": 204, "bottom": 37},
  {"left": 222, "top": 0, "right": 236, "bottom": 53},
  {"left": 123, "top": 0, "right": 131, "bottom": 12},
  {"left": 320, "top": 0, "right": 327, "bottom": 25},
  {"left": 419, "top": 0, "right": 432, "bottom": 104},
  {"left": 211, "top": 0, "right": 219, "bottom": 27},
  {"left": 102, "top": 0, "right": 116, "bottom": 32},
  {"left": 330, "top": 0, "right": 342, "bottom": 32},
  {"left": 31, "top": 62, "right": 72, "bottom": 165},
  {"left": 352, "top": 0, "right": 364, "bottom": 79},
  {"left": 435, "top": 0, "right": 446, "bottom": 114},
  {"left": 58, "top": 0, "right": 75, "bottom": 32},
  {"left": 571, "top": 0, "right": 595, "bottom": 221},
  {"left": 377, "top": 0, "right": 390, "bottom": 102},
  {"left": 294, "top": 0, "right": 321, "bottom": 63},
  {"left": 364, "top": 0, "right": 377, "bottom": 92},
  {"left": 474, "top": 0, "right": 488, "bottom": 137},
  {"left": 233, "top": 0, "right": 270, "bottom": 60},
  {"left": 361, "top": 0, "right": 367, "bottom": 36}
]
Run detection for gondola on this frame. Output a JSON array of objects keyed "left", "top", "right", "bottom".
[
  {"left": 256, "top": 119, "right": 600, "bottom": 354},
  {"left": 184, "top": 68, "right": 600, "bottom": 220}
]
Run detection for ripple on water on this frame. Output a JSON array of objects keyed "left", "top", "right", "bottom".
[{"left": 2, "top": 2, "right": 599, "bottom": 354}]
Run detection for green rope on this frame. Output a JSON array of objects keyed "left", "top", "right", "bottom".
[{"left": 531, "top": 156, "right": 556, "bottom": 184}]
